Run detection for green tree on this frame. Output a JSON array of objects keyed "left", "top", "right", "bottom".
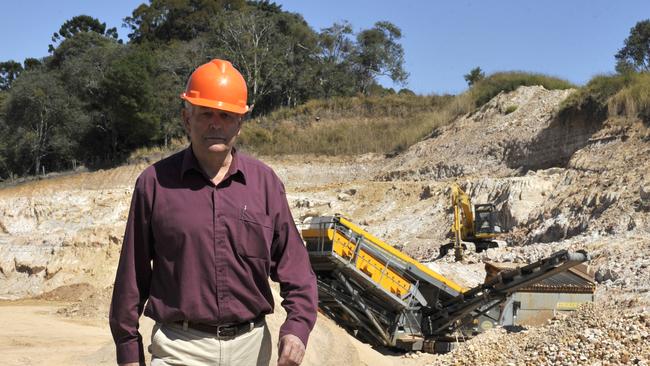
[
  {"left": 211, "top": 10, "right": 281, "bottom": 107},
  {"left": 154, "top": 39, "right": 215, "bottom": 145},
  {"left": 354, "top": 21, "right": 409, "bottom": 94},
  {"left": 209, "top": 7, "right": 320, "bottom": 112},
  {"left": 315, "top": 22, "right": 358, "bottom": 98},
  {"left": 615, "top": 19, "right": 650, "bottom": 73},
  {"left": 124, "top": 0, "right": 246, "bottom": 43},
  {"left": 398, "top": 88, "right": 415, "bottom": 95},
  {"left": 4, "top": 71, "right": 86, "bottom": 176},
  {"left": 23, "top": 58, "right": 42, "bottom": 71},
  {"left": 48, "top": 15, "right": 119, "bottom": 53},
  {"left": 269, "top": 10, "right": 321, "bottom": 109},
  {"left": 319, "top": 21, "right": 354, "bottom": 64},
  {"left": 464, "top": 66, "right": 485, "bottom": 87},
  {"left": 55, "top": 33, "right": 123, "bottom": 103},
  {"left": 49, "top": 28, "right": 122, "bottom": 68},
  {"left": 84, "top": 49, "right": 161, "bottom": 163},
  {"left": 0, "top": 61, "right": 23, "bottom": 90}
]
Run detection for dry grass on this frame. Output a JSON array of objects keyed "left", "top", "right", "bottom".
[
  {"left": 608, "top": 73, "right": 650, "bottom": 121},
  {"left": 560, "top": 72, "right": 650, "bottom": 124},
  {"left": 126, "top": 137, "right": 187, "bottom": 163},
  {"left": 469, "top": 71, "right": 575, "bottom": 107},
  {"left": 122, "top": 74, "right": 581, "bottom": 159},
  {"left": 239, "top": 93, "right": 473, "bottom": 156}
]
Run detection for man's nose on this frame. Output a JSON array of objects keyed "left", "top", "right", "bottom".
[{"left": 207, "top": 115, "right": 226, "bottom": 128}]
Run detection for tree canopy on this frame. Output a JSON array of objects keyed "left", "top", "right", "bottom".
[
  {"left": 616, "top": 19, "right": 650, "bottom": 73},
  {"left": 124, "top": 0, "right": 246, "bottom": 43},
  {"left": 48, "top": 15, "right": 120, "bottom": 53},
  {"left": 0, "top": 61, "right": 23, "bottom": 91},
  {"left": 464, "top": 67, "right": 485, "bottom": 87}
]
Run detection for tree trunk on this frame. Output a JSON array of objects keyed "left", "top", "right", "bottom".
[{"left": 34, "top": 157, "right": 41, "bottom": 177}]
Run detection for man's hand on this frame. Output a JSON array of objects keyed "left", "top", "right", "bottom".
[{"left": 277, "top": 334, "right": 305, "bottom": 366}]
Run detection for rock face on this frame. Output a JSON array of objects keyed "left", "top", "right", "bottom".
[
  {"left": 1, "top": 85, "right": 649, "bottom": 365},
  {"left": 376, "top": 86, "right": 575, "bottom": 181},
  {"left": 0, "top": 186, "right": 131, "bottom": 299},
  {"left": 372, "top": 86, "right": 650, "bottom": 248}
]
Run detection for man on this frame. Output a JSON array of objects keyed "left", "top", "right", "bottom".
[{"left": 109, "top": 59, "right": 318, "bottom": 366}]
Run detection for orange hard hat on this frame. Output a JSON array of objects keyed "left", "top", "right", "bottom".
[{"left": 180, "top": 59, "right": 249, "bottom": 114}]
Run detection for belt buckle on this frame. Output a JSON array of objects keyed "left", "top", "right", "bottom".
[{"left": 216, "top": 324, "right": 237, "bottom": 338}]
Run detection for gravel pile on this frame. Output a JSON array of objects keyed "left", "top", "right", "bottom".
[
  {"left": 424, "top": 302, "right": 649, "bottom": 366},
  {"left": 414, "top": 232, "right": 650, "bottom": 366}
]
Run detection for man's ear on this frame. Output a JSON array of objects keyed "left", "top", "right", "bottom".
[
  {"left": 244, "top": 104, "right": 255, "bottom": 121},
  {"left": 181, "top": 108, "right": 190, "bottom": 132}
]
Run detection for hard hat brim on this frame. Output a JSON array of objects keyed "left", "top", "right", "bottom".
[{"left": 180, "top": 93, "right": 249, "bottom": 115}]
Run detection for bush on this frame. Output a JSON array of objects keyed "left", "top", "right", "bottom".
[
  {"left": 609, "top": 72, "right": 650, "bottom": 122},
  {"left": 560, "top": 72, "right": 650, "bottom": 123},
  {"left": 469, "top": 71, "right": 575, "bottom": 107},
  {"left": 505, "top": 105, "right": 518, "bottom": 114}
]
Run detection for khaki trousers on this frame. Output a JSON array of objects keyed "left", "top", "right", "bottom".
[{"left": 149, "top": 321, "right": 272, "bottom": 366}]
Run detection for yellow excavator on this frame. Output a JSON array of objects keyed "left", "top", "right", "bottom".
[{"left": 449, "top": 183, "right": 504, "bottom": 261}]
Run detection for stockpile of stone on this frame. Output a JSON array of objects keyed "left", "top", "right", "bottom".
[{"left": 425, "top": 303, "right": 649, "bottom": 366}]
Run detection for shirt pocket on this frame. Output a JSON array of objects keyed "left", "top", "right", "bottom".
[{"left": 225, "top": 209, "right": 274, "bottom": 259}]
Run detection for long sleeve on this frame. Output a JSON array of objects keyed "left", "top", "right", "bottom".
[
  {"left": 269, "top": 184, "right": 318, "bottom": 347},
  {"left": 109, "top": 174, "right": 155, "bottom": 364}
]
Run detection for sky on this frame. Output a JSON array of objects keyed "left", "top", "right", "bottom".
[{"left": 1, "top": 0, "right": 648, "bottom": 95}]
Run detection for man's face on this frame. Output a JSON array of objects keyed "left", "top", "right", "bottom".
[{"left": 182, "top": 105, "right": 243, "bottom": 155}]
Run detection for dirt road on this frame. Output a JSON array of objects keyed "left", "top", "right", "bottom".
[
  {"left": 0, "top": 300, "right": 411, "bottom": 366},
  {"left": 0, "top": 301, "right": 154, "bottom": 366}
]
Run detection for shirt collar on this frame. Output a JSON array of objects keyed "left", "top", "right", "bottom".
[{"left": 180, "top": 146, "right": 246, "bottom": 185}]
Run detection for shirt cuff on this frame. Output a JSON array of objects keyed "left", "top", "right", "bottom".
[
  {"left": 116, "top": 338, "right": 145, "bottom": 364},
  {"left": 279, "top": 319, "right": 313, "bottom": 347}
]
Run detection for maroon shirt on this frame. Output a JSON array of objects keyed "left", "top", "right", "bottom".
[{"left": 109, "top": 147, "right": 317, "bottom": 364}]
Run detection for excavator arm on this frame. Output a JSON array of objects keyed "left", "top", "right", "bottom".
[
  {"left": 451, "top": 183, "right": 473, "bottom": 260},
  {"left": 449, "top": 183, "right": 503, "bottom": 261},
  {"left": 451, "top": 183, "right": 475, "bottom": 239}
]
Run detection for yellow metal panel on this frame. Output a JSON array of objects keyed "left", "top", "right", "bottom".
[
  {"left": 337, "top": 217, "right": 467, "bottom": 293},
  {"left": 329, "top": 229, "right": 411, "bottom": 296},
  {"left": 302, "top": 228, "right": 335, "bottom": 241}
]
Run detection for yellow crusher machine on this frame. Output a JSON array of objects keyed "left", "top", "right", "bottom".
[{"left": 302, "top": 215, "right": 589, "bottom": 353}]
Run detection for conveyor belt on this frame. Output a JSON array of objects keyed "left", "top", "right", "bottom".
[{"left": 303, "top": 215, "right": 590, "bottom": 351}]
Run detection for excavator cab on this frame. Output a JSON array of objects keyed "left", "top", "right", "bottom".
[{"left": 473, "top": 203, "right": 502, "bottom": 237}]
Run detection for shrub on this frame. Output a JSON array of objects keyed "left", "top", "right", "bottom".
[
  {"left": 609, "top": 72, "right": 650, "bottom": 122},
  {"left": 505, "top": 105, "right": 518, "bottom": 114},
  {"left": 469, "top": 71, "right": 575, "bottom": 107},
  {"left": 560, "top": 72, "right": 650, "bottom": 123}
]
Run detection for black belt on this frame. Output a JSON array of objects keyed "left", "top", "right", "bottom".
[{"left": 174, "top": 315, "right": 265, "bottom": 338}]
